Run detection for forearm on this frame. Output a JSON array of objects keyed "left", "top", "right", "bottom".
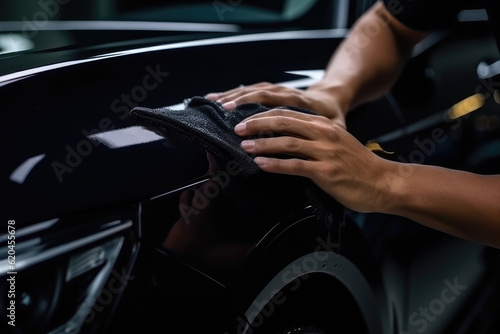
[
  {"left": 382, "top": 162, "right": 500, "bottom": 248},
  {"left": 308, "top": 1, "right": 427, "bottom": 115},
  {"left": 235, "top": 107, "right": 500, "bottom": 248}
]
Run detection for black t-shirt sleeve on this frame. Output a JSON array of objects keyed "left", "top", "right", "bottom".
[{"left": 381, "top": 0, "right": 468, "bottom": 31}]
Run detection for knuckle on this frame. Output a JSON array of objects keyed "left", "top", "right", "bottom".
[
  {"left": 253, "top": 138, "right": 267, "bottom": 149},
  {"left": 322, "top": 163, "right": 335, "bottom": 176},
  {"left": 246, "top": 119, "right": 258, "bottom": 131},
  {"left": 313, "top": 164, "right": 329, "bottom": 180},
  {"left": 289, "top": 158, "right": 306, "bottom": 174},
  {"left": 255, "top": 90, "right": 272, "bottom": 99},
  {"left": 289, "top": 94, "right": 305, "bottom": 106},
  {"left": 322, "top": 161, "right": 338, "bottom": 177},
  {"left": 236, "top": 95, "right": 250, "bottom": 104},
  {"left": 273, "top": 116, "right": 290, "bottom": 130},
  {"left": 283, "top": 137, "right": 300, "bottom": 152},
  {"left": 319, "top": 122, "right": 340, "bottom": 139}
]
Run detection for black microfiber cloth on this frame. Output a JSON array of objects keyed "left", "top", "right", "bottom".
[
  {"left": 131, "top": 96, "right": 270, "bottom": 177},
  {"left": 130, "top": 96, "right": 344, "bottom": 234}
]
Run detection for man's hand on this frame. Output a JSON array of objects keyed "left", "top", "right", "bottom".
[
  {"left": 234, "top": 109, "right": 500, "bottom": 249},
  {"left": 234, "top": 108, "right": 396, "bottom": 213},
  {"left": 206, "top": 82, "right": 348, "bottom": 128}
]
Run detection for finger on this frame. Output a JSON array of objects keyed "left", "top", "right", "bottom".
[
  {"left": 241, "top": 108, "right": 321, "bottom": 123},
  {"left": 223, "top": 91, "right": 275, "bottom": 111},
  {"left": 205, "top": 89, "right": 243, "bottom": 103},
  {"left": 254, "top": 156, "right": 315, "bottom": 179},
  {"left": 231, "top": 91, "right": 306, "bottom": 110},
  {"left": 235, "top": 109, "right": 331, "bottom": 139},
  {"left": 217, "top": 89, "right": 250, "bottom": 104},
  {"left": 220, "top": 82, "right": 275, "bottom": 98},
  {"left": 221, "top": 89, "right": 309, "bottom": 111},
  {"left": 206, "top": 82, "right": 273, "bottom": 102},
  {"left": 205, "top": 93, "right": 220, "bottom": 101},
  {"left": 214, "top": 84, "right": 296, "bottom": 110},
  {"left": 241, "top": 136, "right": 315, "bottom": 159},
  {"left": 234, "top": 114, "right": 316, "bottom": 139},
  {"left": 219, "top": 90, "right": 277, "bottom": 111}
]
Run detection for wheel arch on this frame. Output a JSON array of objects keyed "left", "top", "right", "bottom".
[{"left": 243, "top": 251, "right": 388, "bottom": 334}]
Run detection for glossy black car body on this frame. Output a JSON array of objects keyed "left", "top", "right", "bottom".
[{"left": 2, "top": 1, "right": 500, "bottom": 333}]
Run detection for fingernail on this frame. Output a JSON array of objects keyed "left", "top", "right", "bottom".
[
  {"left": 205, "top": 93, "right": 219, "bottom": 100},
  {"left": 222, "top": 101, "right": 236, "bottom": 111},
  {"left": 240, "top": 140, "right": 255, "bottom": 151},
  {"left": 234, "top": 122, "right": 246, "bottom": 134},
  {"left": 254, "top": 157, "right": 268, "bottom": 168}
]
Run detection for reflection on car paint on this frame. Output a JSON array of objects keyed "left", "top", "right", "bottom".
[
  {"left": 9, "top": 153, "right": 46, "bottom": 184},
  {"left": 88, "top": 125, "right": 163, "bottom": 149}
]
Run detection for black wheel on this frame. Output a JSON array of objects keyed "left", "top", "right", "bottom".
[{"left": 249, "top": 274, "right": 369, "bottom": 334}]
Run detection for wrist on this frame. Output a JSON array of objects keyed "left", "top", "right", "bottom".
[
  {"left": 307, "top": 82, "right": 354, "bottom": 117},
  {"left": 374, "top": 160, "right": 411, "bottom": 215}
]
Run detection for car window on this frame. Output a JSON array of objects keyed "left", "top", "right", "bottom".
[
  {"left": 0, "top": 0, "right": 319, "bottom": 24},
  {"left": 0, "top": 1, "right": 359, "bottom": 57}
]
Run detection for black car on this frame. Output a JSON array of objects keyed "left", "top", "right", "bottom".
[{"left": 2, "top": 1, "right": 500, "bottom": 333}]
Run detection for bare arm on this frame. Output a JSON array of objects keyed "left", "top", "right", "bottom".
[
  {"left": 234, "top": 110, "right": 500, "bottom": 249},
  {"left": 208, "top": 1, "right": 428, "bottom": 123},
  {"left": 308, "top": 1, "right": 428, "bottom": 114},
  {"left": 387, "top": 164, "right": 500, "bottom": 249},
  {"left": 217, "top": 1, "right": 500, "bottom": 248}
]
